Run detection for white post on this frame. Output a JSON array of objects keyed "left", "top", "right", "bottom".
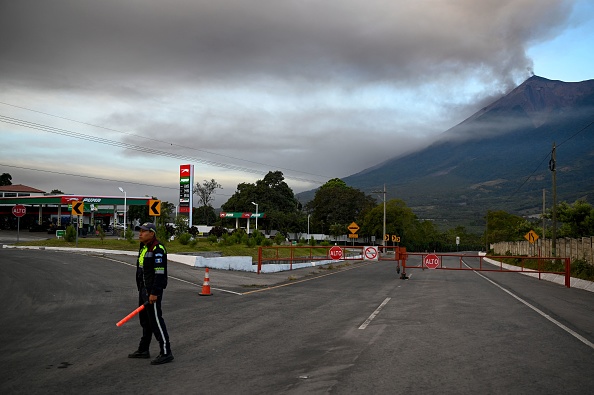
[
  {"left": 118, "top": 187, "right": 126, "bottom": 231},
  {"left": 252, "top": 202, "right": 259, "bottom": 231}
]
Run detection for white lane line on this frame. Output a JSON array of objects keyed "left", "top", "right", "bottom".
[
  {"left": 470, "top": 266, "right": 594, "bottom": 350},
  {"left": 359, "top": 297, "right": 391, "bottom": 330},
  {"left": 103, "top": 255, "right": 244, "bottom": 295}
]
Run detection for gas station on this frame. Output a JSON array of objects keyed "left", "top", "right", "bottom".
[{"left": 0, "top": 193, "right": 155, "bottom": 234}]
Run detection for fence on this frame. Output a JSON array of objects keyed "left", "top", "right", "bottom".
[{"left": 491, "top": 236, "right": 594, "bottom": 264}]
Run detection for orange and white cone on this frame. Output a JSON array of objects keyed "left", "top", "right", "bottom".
[{"left": 199, "top": 267, "right": 213, "bottom": 296}]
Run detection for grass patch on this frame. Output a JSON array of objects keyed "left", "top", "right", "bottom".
[{"left": 14, "top": 236, "right": 263, "bottom": 259}]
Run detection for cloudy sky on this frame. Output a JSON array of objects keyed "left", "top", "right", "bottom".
[{"left": 1, "top": 0, "right": 593, "bottom": 209}]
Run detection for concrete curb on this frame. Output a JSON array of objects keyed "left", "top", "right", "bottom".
[
  {"left": 2, "top": 244, "right": 338, "bottom": 273},
  {"left": 481, "top": 255, "right": 593, "bottom": 293}
]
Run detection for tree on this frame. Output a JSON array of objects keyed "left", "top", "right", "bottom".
[
  {"left": 0, "top": 173, "right": 12, "bottom": 186},
  {"left": 221, "top": 171, "right": 300, "bottom": 233},
  {"left": 50, "top": 189, "right": 64, "bottom": 194},
  {"left": 194, "top": 179, "right": 222, "bottom": 225},
  {"left": 486, "top": 210, "right": 533, "bottom": 243},
  {"left": 306, "top": 178, "right": 375, "bottom": 234},
  {"left": 555, "top": 200, "right": 594, "bottom": 238},
  {"left": 128, "top": 204, "right": 152, "bottom": 227},
  {"left": 193, "top": 206, "right": 217, "bottom": 226},
  {"left": 361, "top": 199, "right": 417, "bottom": 246}
]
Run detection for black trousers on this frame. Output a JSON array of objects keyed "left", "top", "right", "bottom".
[{"left": 137, "top": 288, "right": 171, "bottom": 355}]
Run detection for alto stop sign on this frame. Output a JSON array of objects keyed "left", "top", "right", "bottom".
[
  {"left": 329, "top": 246, "right": 343, "bottom": 260},
  {"left": 12, "top": 204, "right": 26, "bottom": 217},
  {"left": 424, "top": 253, "right": 440, "bottom": 269}
]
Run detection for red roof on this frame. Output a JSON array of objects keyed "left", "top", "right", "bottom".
[{"left": 0, "top": 184, "right": 46, "bottom": 193}]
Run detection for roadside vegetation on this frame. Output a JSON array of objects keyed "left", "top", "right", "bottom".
[
  {"left": 487, "top": 255, "right": 594, "bottom": 282},
  {"left": 4, "top": 171, "right": 593, "bottom": 274}
]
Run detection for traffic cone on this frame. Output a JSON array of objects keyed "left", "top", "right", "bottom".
[{"left": 199, "top": 267, "right": 213, "bottom": 296}]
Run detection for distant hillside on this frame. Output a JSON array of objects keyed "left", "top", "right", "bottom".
[{"left": 299, "top": 76, "right": 594, "bottom": 232}]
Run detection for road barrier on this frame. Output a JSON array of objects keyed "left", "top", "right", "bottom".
[{"left": 400, "top": 253, "right": 571, "bottom": 288}]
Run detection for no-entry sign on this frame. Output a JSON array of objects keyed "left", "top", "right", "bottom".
[
  {"left": 329, "top": 246, "right": 343, "bottom": 260},
  {"left": 364, "top": 246, "right": 379, "bottom": 260},
  {"left": 424, "top": 254, "right": 440, "bottom": 269},
  {"left": 12, "top": 204, "right": 26, "bottom": 217}
]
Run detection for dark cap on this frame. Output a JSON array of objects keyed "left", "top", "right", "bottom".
[{"left": 139, "top": 222, "right": 156, "bottom": 233}]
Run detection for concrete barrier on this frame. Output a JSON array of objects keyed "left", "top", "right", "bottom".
[{"left": 194, "top": 255, "right": 337, "bottom": 273}]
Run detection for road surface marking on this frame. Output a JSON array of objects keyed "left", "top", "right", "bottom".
[
  {"left": 468, "top": 262, "right": 594, "bottom": 350},
  {"left": 359, "top": 297, "right": 391, "bottom": 330}
]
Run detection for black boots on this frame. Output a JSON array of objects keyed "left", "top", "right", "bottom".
[{"left": 150, "top": 352, "right": 174, "bottom": 365}]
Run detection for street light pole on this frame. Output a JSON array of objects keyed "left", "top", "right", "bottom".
[
  {"left": 118, "top": 187, "right": 126, "bottom": 232},
  {"left": 251, "top": 202, "right": 259, "bottom": 231}
]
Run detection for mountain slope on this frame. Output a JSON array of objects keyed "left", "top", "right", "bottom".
[{"left": 332, "top": 76, "right": 594, "bottom": 230}]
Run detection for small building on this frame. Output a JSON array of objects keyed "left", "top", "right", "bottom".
[
  {"left": 0, "top": 184, "right": 155, "bottom": 233},
  {"left": 0, "top": 184, "right": 46, "bottom": 198}
]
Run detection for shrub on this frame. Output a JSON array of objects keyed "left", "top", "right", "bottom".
[
  {"left": 178, "top": 232, "right": 192, "bottom": 245},
  {"left": 572, "top": 258, "right": 594, "bottom": 281},
  {"left": 157, "top": 225, "right": 170, "bottom": 244},
  {"left": 97, "top": 225, "right": 105, "bottom": 243},
  {"left": 64, "top": 225, "right": 76, "bottom": 242},
  {"left": 251, "top": 230, "right": 266, "bottom": 246},
  {"left": 125, "top": 228, "right": 134, "bottom": 243},
  {"left": 274, "top": 233, "right": 285, "bottom": 245},
  {"left": 209, "top": 226, "right": 228, "bottom": 238}
]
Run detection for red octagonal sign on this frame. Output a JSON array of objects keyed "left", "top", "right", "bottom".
[
  {"left": 12, "top": 204, "right": 26, "bottom": 218},
  {"left": 424, "top": 253, "right": 440, "bottom": 269},
  {"left": 329, "top": 246, "right": 343, "bottom": 260}
]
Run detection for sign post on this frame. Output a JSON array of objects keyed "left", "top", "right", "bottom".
[
  {"left": 347, "top": 222, "right": 359, "bottom": 245},
  {"left": 12, "top": 204, "right": 26, "bottom": 243},
  {"left": 71, "top": 200, "right": 84, "bottom": 247}
]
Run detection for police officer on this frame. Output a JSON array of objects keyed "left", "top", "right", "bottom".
[{"left": 128, "top": 222, "right": 174, "bottom": 365}]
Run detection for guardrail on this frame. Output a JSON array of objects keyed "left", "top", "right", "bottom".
[
  {"left": 257, "top": 245, "right": 366, "bottom": 274},
  {"left": 401, "top": 253, "right": 571, "bottom": 288}
]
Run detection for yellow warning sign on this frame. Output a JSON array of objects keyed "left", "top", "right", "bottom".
[{"left": 524, "top": 230, "right": 539, "bottom": 244}]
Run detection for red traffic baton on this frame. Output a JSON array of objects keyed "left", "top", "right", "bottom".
[{"left": 116, "top": 302, "right": 148, "bottom": 327}]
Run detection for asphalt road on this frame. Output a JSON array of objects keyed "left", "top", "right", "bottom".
[{"left": 1, "top": 249, "right": 593, "bottom": 394}]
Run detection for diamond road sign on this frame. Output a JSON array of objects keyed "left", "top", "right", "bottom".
[{"left": 348, "top": 222, "right": 360, "bottom": 234}]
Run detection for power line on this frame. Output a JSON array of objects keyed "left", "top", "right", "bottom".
[
  {"left": 0, "top": 163, "right": 235, "bottom": 198},
  {"left": 557, "top": 118, "right": 594, "bottom": 147},
  {"left": 0, "top": 163, "right": 171, "bottom": 191},
  {"left": 0, "top": 114, "right": 325, "bottom": 185},
  {"left": 504, "top": 118, "right": 594, "bottom": 203},
  {"left": 0, "top": 101, "right": 332, "bottom": 180}
]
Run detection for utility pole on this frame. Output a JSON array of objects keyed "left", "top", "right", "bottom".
[
  {"left": 372, "top": 184, "right": 387, "bottom": 248},
  {"left": 485, "top": 210, "right": 489, "bottom": 253},
  {"left": 542, "top": 188, "right": 546, "bottom": 253},
  {"left": 550, "top": 142, "right": 557, "bottom": 256}
]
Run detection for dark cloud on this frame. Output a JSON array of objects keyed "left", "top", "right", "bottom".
[
  {"left": 0, "top": 0, "right": 573, "bottom": 90},
  {"left": 0, "top": 0, "right": 582, "bottom": 203}
]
